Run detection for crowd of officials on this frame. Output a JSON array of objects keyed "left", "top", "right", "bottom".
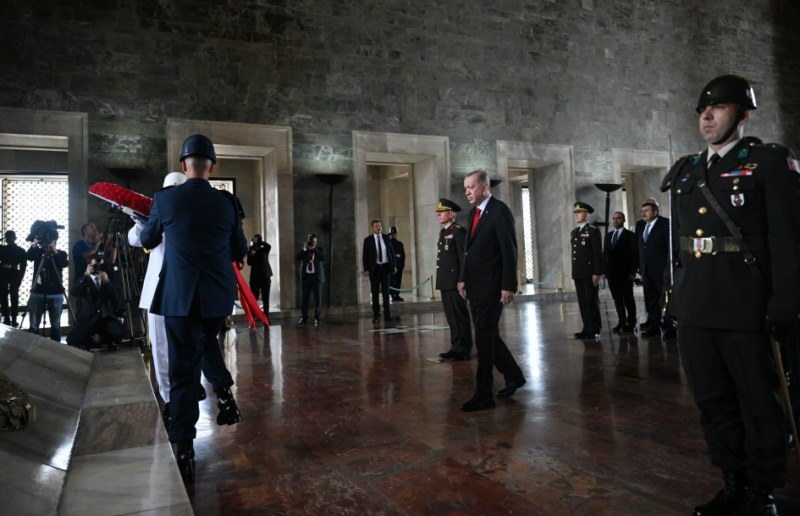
[{"left": 0, "top": 74, "right": 797, "bottom": 514}]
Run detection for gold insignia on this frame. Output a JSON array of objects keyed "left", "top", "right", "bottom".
[
  {"left": 694, "top": 251, "right": 702, "bottom": 259},
  {"left": 695, "top": 229, "right": 704, "bottom": 237},
  {"left": 744, "top": 163, "right": 758, "bottom": 169},
  {"left": 698, "top": 207, "right": 707, "bottom": 214}
]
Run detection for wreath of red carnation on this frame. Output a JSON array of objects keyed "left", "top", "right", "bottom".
[{"left": 88, "top": 182, "right": 153, "bottom": 216}]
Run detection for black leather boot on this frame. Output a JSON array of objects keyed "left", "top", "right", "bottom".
[
  {"left": 215, "top": 386, "right": 242, "bottom": 426},
  {"left": 693, "top": 471, "right": 748, "bottom": 515},
  {"left": 162, "top": 403, "right": 171, "bottom": 428},
  {"left": 175, "top": 440, "right": 195, "bottom": 484},
  {"left": 736, "top": 486, "right": 778, "bottom": 516}
]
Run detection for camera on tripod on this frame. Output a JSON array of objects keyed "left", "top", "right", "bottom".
[{"left": 26, "top": 220, "right": 63, "bottom": 247}]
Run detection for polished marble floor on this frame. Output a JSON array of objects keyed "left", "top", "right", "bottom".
[{"left": 184, "top": 295, "right": 800, "bottom": 515}]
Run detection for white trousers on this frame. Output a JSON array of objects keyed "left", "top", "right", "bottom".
[{"left": 148, "top": 312, "right": 170, "bottom": 402}]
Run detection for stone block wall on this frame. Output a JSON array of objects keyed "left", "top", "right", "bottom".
[{"left": 1, "top": 0, "right": 798, "bottom": 305}]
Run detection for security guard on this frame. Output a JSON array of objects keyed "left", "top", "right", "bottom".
[
  {"left": 571, "top": 202, "right": 602, "bottom": 339},
  {"left": 434, "top": 198, "right": 472, "bottom": 360},
  {"left": 0, "top": 231, "right": 26, "bottom": 327},
  {"left": 662, "top": 75, "right": 800, "bottom": 516},
  {"left": 388, "top": 226, "right": 406, "bottom": 301}
]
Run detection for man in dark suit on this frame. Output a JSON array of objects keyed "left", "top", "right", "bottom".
[
  {"left": 434, "top": 198, "right": 472, "bottom": 361},
  {"left": 67, "top": 257, "right": 127, "bottom": 351},
  {"left": 141, "top": 134, "right": 248, "bottom": 483},
  {"left": 602, "top": 211, "right": 638, "bottom": 333},
  {"left": 388, "top": 226, "right": 406, "bottom": 301},
  {"left": 458, "top": 170, "right": 525, "bottom": 412},
  {"left": 362, "top": 219, "right": 397, "bottom": 324},
  {"left": 246, "top": 233, "right": 272, "bottom": 315},
  {"left": 570, "top": 201, "right": 603, "bottom": 339},
  {"left": 635, "top": 200, "right": 670, "bottom": 337},
  {"left": 296, "top": 234, "right": 325, "bottom": 327},
  {"left": 661, "top": 74, "right": 800, "bottom": 516}
]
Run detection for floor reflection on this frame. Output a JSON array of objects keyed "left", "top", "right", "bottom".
[{"left": 184, "top": 296, "right": 800, "bottom": 515}]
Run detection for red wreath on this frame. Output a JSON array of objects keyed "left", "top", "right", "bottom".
[{"left": 89, "top": 182, "right": 153, "bottom": 216}]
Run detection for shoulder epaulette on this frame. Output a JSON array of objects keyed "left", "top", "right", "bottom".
[{"left": 661, "top": 153, "right": 699, "bottom": 192}]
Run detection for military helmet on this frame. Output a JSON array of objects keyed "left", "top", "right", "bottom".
[
  {"left": 695, "top": 75, "right": 757, "bottom": 113},
  {"left": 179, "top": 134, "right": 217, "bottom": 163}
]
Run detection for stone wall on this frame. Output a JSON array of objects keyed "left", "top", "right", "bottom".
[{"left": 1, "top": 0, "right": 799, "bottom": 305}]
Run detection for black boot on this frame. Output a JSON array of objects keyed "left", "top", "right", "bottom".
[
  {"left": 162, "top": 403, "right": 171, "bottom": 428},
  {"left": 215, "top": 386, "right": 242, "bottom": 426},
  {"left": 736, "top": 486, "right": 778, "bottom": 516},
  {"left": 693, "top": 472, "right": 748, "bottom": 515},
  {"left": 175, "top": 440, "right": 195, "bottom": 484}
]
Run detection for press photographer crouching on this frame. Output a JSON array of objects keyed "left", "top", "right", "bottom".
[
  {"left": 25, "top": 221, "right": 68, "bottom": 342},
  {"left": 67, "top": 257, "right": 128, "bottom": 351}
]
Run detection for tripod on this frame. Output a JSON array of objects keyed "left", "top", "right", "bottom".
[
  {"left": 104, "top": 206, "right": 147, "bottom": 348},
  {"left": 20, "top": 245, "right": 74, "bottom": 340}
]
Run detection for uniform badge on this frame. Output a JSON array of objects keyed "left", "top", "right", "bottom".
[{"left": 731, "top": 193, "right": 745, "bottom": 207}]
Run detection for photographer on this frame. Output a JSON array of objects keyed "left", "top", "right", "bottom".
[
  {"left": 67, "top": 257, "right": 127, "bottom": 351},
  {"left": 246, "top": 234, "right": 272, "bottom": 315},
  {"left": 296, "top": 234, "right": 325, "bottom": 327},
  {"left": 73, "top": 222, "right": 116, "bottom": 284},
  {"left": 26, "top": 236, "right": 68, "bottom": 342}
]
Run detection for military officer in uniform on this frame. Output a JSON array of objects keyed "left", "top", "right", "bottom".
[
  {"left": 388, "top": 226, "right": 406, "bottom": 301},
  {"left": 434, "top": 198, "right": 472, "bottom": 360},
  {"left": 662, "top": 75, "right": 800, "bottom": 516},
  {"left": 571, "top": 202, "right": 602, "bottom": 339}
]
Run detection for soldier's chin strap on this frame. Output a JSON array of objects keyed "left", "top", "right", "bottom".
[{"left": 712, "top": 106, "right": 745, "bottom": 146}]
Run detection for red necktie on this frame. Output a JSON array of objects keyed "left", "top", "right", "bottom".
[{"left": 470, "top": 208, "right": 481, "bottom": 237}]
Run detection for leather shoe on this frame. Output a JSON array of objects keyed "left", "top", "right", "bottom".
[
  {"left": 460, "top": 397, "right": 495, "bottom": 412},
  {"left": 639, "top": 322, "right": 651, "bottom": 331},
  {"left": 372, "top": 316, "right": 380, "bottom": 324},
  {"left": 641, "top": 327, "right": 661, "bottom": 337},
  {"left": 612, "top": 326, "right": 622, "bottom": 334},
  {"left": 621, "top": 324, "right": 635, "bottom": 333},
  {"left": 439, "top": 350, "right": 455, "bottom": 359},
  {"left": 574, "top": 331, "right": 588, "bottom": 339},
  {"left": 497, "top": 378, "right": 526, "bottom": 398},
  {"left": 735, "top": 487, "right": 778, "bottom": 516},
  {"left": 692, "top": 472, "right": 746, "bottom": 516},
  {"left": 176, "top": 441, "right": 195, "bottom": 484}
]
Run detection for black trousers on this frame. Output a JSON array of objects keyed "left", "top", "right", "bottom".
[
  {"left": 164, "top": 296, "right": 234, "bottom": 444},
  {"left": 607, "top": 276, "right": 636, "bottom": 326},
  {"left": 574, "top": 278, "right": 601, "bottom": 333},
  {"left": 441, "top": 289, "right": 472, "bottom": 355},
  {"left": 300, "top": 276, "right": 323, "bottom": 321},
  {"left": 678, "top": 325, "right": 787, "bottom": 489},
  {"left": 470, "top": 299, "right": 523, "bottom": 398},
  {"left": 249, "top": 278, "right": 271, "bottom": 313},
  {"left": 369, "top": 263, "right": 393, "bottom": 319},
  {"left": 390, "top": 268, "right": 403, "bottom": 298},
  {"left": 642, "top": 272, "right": 664, "bottom": 328},
  {"left": 0, "top": 280, "right": 20, "bottom": 320},
  {"left": 66, "top": 315, "right": 127, "bottom": 349}
]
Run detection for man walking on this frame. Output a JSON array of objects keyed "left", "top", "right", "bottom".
[
  {"left": 601, "top": 211, "right": 638, "bottom": 333},
  {"left": 458, "top": 170, "right": 525, "bottom": 412},
  {"left": 141, "top": 134, "right": 247, "bottom": 483}
]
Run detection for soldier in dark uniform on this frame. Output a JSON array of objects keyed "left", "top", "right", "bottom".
[
  {"left": 388, "top": 226, "right": 406, "bottom": 301},
  {"left": 0, "top": 231, "right": 26, "bottom": 327},
  {"left": 662, "top": 75, "right": 800, "bottom": 516},
  {"left": 571, "top": 202, "right": 602, "bottom": 339},
  {"left": 434, "top": 198, "right": 472, "bottom": 360}
]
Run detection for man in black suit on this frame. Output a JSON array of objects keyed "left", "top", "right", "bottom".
[
  {"left": 141, "top": 134, "right": 248, "bottom": 483},
  {"left": 570, "top": 201, "right": 603, "bottom": 339},
  {"left": 457, "top": 170, "right": 525, "bottom": 412},
  {"left": 601, "top": 211, "right": 638, "bottom": 333},
  {"left": 661, "top": 74, "right": 800, "bottom": 516},
  {"left": 296, "top": 234, "right": 325, "bottom": 327},
  {"left": 635, "top": 200, "right": 670, "bottom": 337},
  {"left": 362, "top": 219, "right": 397, "bottom": 324},
  {"left": 434, "top": 198, "right": 472, "bottom": 361}
]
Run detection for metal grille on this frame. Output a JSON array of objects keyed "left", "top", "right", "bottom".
[{"left": 1, "top": 177, "right": 70, "bottom": 306}]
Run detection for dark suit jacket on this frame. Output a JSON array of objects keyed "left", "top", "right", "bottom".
[
  {"left": 296, "top": 246, "right": 326, "bottom": 282},
  {"left": 636, "top": 215, "right": 670, "bottom": 278},
  {"left": 362, "top": 233, "right": 396, "bottom": 273},
  {"left": 141, "top": 178, "right": 248, "bottom": 318},
  {"left": 603, "top": 228, "right": 637, "bottom": 279},
  {"left": 461, "top": 196, "right": 517, "bottom": 303}
]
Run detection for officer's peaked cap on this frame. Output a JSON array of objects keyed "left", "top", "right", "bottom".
[
  {"left": 573, "top": 201, "right": 594, "bottom": 214},
  {"left": 435, "top": 198, "right": 462, "bottom": 212}
]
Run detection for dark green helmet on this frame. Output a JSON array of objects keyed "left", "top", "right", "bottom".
[{"left": 696, "top": 75, "right": 757, "bottom": 113}]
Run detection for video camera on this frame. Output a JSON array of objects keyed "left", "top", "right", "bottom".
[{"left": 26, "top": 220, "right": 63, "bottom": 246}]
